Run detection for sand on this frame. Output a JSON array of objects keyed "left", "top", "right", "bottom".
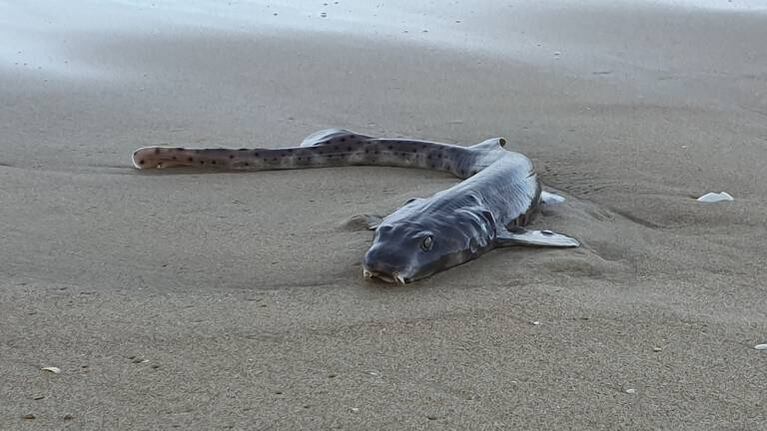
[{"left": 1, "top": 1, "right": 766, "bottom": 429}]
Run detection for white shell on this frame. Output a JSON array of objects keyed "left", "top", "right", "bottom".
[{"left": 696, "top": 192, "right": 734, "bottom": 203}]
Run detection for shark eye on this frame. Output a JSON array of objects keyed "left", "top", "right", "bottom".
[{"left": 421, "top": 235, "right": 434, "bottom": 252}]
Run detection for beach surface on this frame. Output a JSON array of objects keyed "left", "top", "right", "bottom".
[{"left": 1, "top": 1, "right": 766, "bottom": 429}]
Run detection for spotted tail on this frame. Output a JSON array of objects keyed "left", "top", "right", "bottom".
[{"left": 132, "top": 138, "right": 485, "bottom": 179}]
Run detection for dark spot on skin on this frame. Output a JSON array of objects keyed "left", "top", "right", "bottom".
[
  {"left": 431, "top": 164, "right": 436, "bottom": 168},
  {"left": 176, "top": 147, "right": 184, "bottom": 151},
  {"left": 471, "top": 170, "right": 477, "bottom": 175},
  {"left": 244, "top": 162, "right": 250, "bottom": 166},
  {"left": 211, "top": 160, "right": 216, "bottom": 165},
  {"left": 364, "top": 149, "right": 369, "bottom": 154},
  {"left": 347, "top": 146, "right": 352, "bottom": 151},
  {"left": 139, "top": 160, "right": 145, "bottom": 165},
  {"left": 412, "top": 148, "right": 417, "bottom": 153},
  {"left": 340, "top": 137, "right": 346, "bottom": 142},
  {"left": 287, "top": 149, "right": 293, "bottom": 153},
  {"left": 172, "top": 156, "right": 177, "bottom": 160},
  {"left": 437, "top": 154, "right": 443, "bottom": 159},
  {"left": 238, "top": 148, "right": 248, "bottom": 151},
  {"left": 272, "top": 157, "right": 277, "bottom": 162},
  {"left": 229, "top": 155, "right": 234, "bottom": 159},
  {"left": 388, "top": 145, "right": 393, "bottom": 150},
  {"left": 188, "top": 157, "right": 194, "bottom": 162},
  {"left": 200, "top": 160, "right": 204, "bottom": 165},
  {"left": 460, "top": 169, "right": 465, "bottom": 175},
  {"left": 427, "top": 155, "right": 432, "bottom": 160},
  {"left": 374, "top": 151, "right": 379, "bottom": 155},
  {"left": 154, "top": 148, "right": 160, "bottom": 154},
  {"left": 254, "top": 152, "right": 260, "bottom": 157}
]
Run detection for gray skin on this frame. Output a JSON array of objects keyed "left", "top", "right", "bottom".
[{"left": 132, "top": 129, "right": 579, "bottom": 284}]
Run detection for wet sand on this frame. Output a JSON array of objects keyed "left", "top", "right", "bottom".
[{"left": 1, "top": 1, "right": 766, "bottom": 429}]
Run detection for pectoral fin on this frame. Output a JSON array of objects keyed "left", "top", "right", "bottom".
[
  {"left": 346, "top": 214, "right": 384, "bottom": 231},
  {"left": 496, "top": 226, "right": 579, "bottom": 248},
  {"left": 541, "top": 191, "right": 566, "bottom": 205}
]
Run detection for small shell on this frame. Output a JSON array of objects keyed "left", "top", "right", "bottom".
[
  {"left": 754, "top": 344, "right": 767, "bottom": 350},
  {"left": 696, "top": 192, "right": 734, "bottom": 203},
  {"left": 41, "top": 366, "right": 61, "bottom": 374}
]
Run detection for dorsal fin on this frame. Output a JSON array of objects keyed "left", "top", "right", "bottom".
[
  {"left": 300, "top": 129, "right": 371, "bottom": 147},
  {"left": 468, "top": 137, "right": 507, "bottom": 151}
]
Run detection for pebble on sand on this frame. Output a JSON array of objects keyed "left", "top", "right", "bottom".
[
  {"left": 755, "top": 344, "right": 767, "bottom": 350},
  {"left": 625, "top": 388, "right": 636, "bottom": 394},
  {"left": 41, "top": 366, "right": 61, "bottom": 374}
]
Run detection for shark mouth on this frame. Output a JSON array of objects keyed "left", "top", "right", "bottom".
[{"left": 363, "top": 268, "right": 407, "bottom": 285}]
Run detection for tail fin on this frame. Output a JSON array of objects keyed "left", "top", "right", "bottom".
[{"left": 132, "top": 147, "right": 272, "bottom": 169}]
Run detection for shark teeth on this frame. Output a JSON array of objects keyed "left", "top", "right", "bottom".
[{"left": 363, "top": 268, "right": 406, "bottom": 284}]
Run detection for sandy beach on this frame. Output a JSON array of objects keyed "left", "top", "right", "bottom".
[{"left": 2, "top": 1, "right": 766, "bottom": 429}]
